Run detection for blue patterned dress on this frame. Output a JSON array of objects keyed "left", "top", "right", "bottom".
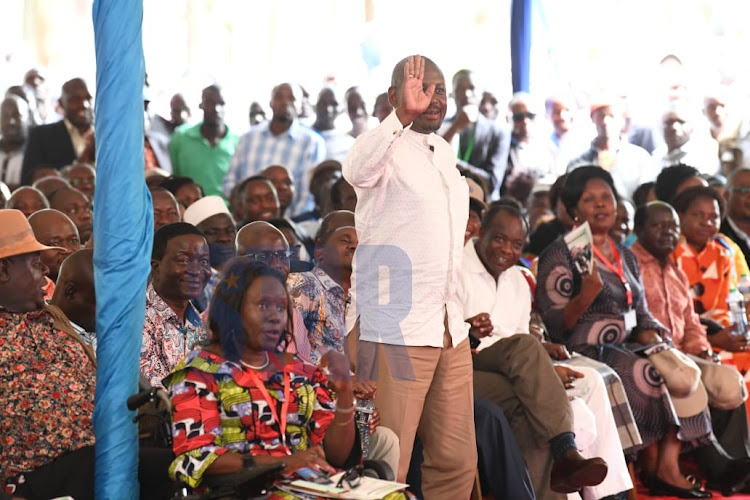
[{"left": 535, "top": 238, "right": 711, "bottom": 449}]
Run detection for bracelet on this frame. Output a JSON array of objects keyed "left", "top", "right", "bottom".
[{"left": 335, "top": 403, "right": 356, "bottom": 415}]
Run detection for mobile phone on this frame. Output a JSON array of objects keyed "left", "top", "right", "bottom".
[
  {"left": 469, "top": 333, "right": 481, "bottom": 350},
  {"left": 296, "top": 467, "right": 333, "bottom": 484}
]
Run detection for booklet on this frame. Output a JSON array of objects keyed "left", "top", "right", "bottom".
[
  {"left": 564, "top": 222, "right": 594, "bottom": 275},
  {"left": 282, "top": 472, "right": 408, "bottom": 499}
]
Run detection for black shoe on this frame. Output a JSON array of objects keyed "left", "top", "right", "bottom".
[
  {"left": 649, "top": 477, "right": 712, "bottom": 499},
  {"left": 705, "top": 456, "right": 750, "bottom": 496},
  {"left": 639, "top": 470, "right": 655, "bottom": 489}
]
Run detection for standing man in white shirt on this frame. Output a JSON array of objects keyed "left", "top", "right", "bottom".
[{"left": 343, "top": 55, "right": 477, "bottom": 499}]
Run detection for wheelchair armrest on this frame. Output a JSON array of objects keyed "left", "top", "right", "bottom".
[{"left": 201, "top": 462, "right": 285, "bottom": 490}]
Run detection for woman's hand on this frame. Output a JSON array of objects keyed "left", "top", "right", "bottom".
[
  {"left": 353, "top": 380, "right": 377, "bottom": 400},
  {"left": 579, "top": 261, "right": 603, "bottom": 302},
  {"left": 634, "top": 329, "right": 663, "bottom": 345},
  {"left": 282, "top": 446, "right": 336, "bottom": 474},
  {"left": 321, "top": 351, "right": 353, "bottom": 403},
  {"left": 709, "top": 325, "right": 750, "bottom": 352},
  {"left": 369, "top": 410, "right": 381, "bottom": 434},
  {"left": 554, "top": 365, "right": 584, "bottom": 390}
]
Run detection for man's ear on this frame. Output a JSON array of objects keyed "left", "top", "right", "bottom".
[
  {"left": 150, "top": 259, "right": 159, "bottom": 279},
  {"left": 64, "top": 281, "right": 77, "bottom": 301},
  {"left": 387, "top": 87, "right": 399, "bottom": 109},
  {"left": 314, "top": 244, "right": 324, "bottom": 264},
  {"left": 0, "top": 258, "right": 11, "bottom": 284}
]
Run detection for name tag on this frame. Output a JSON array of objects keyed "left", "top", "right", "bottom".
[{"left": 624, "top": 309, "right": 637, "bottom": 331}]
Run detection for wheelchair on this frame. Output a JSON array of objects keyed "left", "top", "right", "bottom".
[{"left": 129, "top": 381, "right": 394, "bottom": 500}]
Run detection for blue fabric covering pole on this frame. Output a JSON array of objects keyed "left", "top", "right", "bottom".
[
  {"left": 511, "top": 0, "right": 532, "bottom": 93},
  {"left": 92, "top": 0, "right": 152, "bottom": 497}
]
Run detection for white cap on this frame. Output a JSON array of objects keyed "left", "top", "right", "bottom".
[{"left": 183, "top": 195, "right": 232, "bottom": 227}]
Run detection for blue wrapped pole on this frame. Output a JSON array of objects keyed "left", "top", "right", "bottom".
[
  {"left": 92, "top": 0, "right": 152, "bottom": 497},
  {"left": 511, "top": 0, "right": 532, "bottom": 93}
]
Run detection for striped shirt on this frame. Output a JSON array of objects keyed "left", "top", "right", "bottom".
[{"left": 223, "top": 120, "right": 326, "bottom": 216}]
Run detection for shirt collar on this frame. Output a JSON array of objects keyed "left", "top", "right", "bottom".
[
  {"left": 146, "top": 283, "right": 202, "bottom": 328},
  {"left": 463, "top": 239, "right": 492, "bottom": 275},
  {"left": 311, "top": 266, "right": 343, "bottom": 293},
  {"left": 184, "top": 122, "right": 232, "bottom": 142},
  {"left": 262, "top": 119, "right": 301, "bottom": 140}
]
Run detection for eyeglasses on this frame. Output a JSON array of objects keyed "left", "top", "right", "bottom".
[
  {"left": 336, "top": 465, "right": 363, "bottom": 489},
  {"left": 512, "top": 112, "right": 536, "bottom": 122},
  {"left": 245, "top": 250, "right": 293, "bottom": 263},
  {"left": 731, "top": 186, "right": 750, "bottom": 194}
]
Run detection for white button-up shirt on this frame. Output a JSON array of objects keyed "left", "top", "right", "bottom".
[
  {"left": 459, "top": 240, "right": 531, "bottom": 351},
  {"left": 343, "top": 111, "right": 469, "bottom": 347}
]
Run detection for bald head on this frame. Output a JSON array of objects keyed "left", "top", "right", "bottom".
[
  {"left": 61, "top": 163, "right": 96, "bottom": 199},
  {"left": 28, "top": 209, "right": 81, "bottom": 281},
  {"left": 236, "top": 221, "right": 288, "bottom": 254},
  {"left": 50, "top": 248, "right": 96, "bottom": 332},
  {"left": 316, "top": 210, "right": 355, "bottom": 245},
  {"left": 150, "top": 187, "right": 181, "bottom": 232},
  {"left": 49, "top": 187, "right": 93, "bottom": 243},
  {"left": 33, "top": 176, "right": 70, "bottom": 198},
  {"left": 236, "top": 221, "right": 290, "bottom": 275},
  {"left": 8, "top": 186, "right": 49, "bottom": 217}
]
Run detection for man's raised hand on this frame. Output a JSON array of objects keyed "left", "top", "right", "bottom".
[{"left": 395, "top": 55, "right": 436, "bottom": 127}]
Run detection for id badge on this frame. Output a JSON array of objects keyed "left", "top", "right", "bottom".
[{"left": 624, "top": 309, "right": 637, "bottom": 331}]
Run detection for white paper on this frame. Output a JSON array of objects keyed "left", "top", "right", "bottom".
[{"left": 564, "top": 221, "right": 594, "bottom": 275}]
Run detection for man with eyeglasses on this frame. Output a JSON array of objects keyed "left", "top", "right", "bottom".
[
  {"left": 566, "top": 97, "right": 654, "bottom": 200},
  {"left": 720, "top": 168, "right": 750, "bottom": 262},
  {"left": 61, "top": 163, "right": 95, "bottom": 201},
  {"left": 501, "top": 92, "right": 555, "bottom": 205}
]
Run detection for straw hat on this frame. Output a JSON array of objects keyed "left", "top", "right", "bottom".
[{"left": 0, "top": 209, "right": 65, "bottom": 259}]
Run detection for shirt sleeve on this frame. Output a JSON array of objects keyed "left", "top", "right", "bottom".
[
  {"left": 140, "top": 319, "right": 165, "bottom": 387},
  {"left": 342, "top": 111, "right": 405, "bottom": 189},
  {"left": 224, "top": 134, "right": 247, "bottom": 197},
  {"left": 307, "top": 367, "right": 337, "bottom": 448},
  {"left": 168, "top": 132, "right": 181, "bottom": 175},
  {"left": 168, "top": 368, "right": 230, "bottom": 488},
  {"left": 534, "top": 241, "right": 575, "bottom": 342}
]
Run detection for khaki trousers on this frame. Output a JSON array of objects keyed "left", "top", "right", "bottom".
[{"left": 357, "top": 332, "right": 477, "bottom": 500}]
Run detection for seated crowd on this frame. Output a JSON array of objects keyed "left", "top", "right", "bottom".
[{"left": 3, "top": 53, "right": 750, "bottom": 500}]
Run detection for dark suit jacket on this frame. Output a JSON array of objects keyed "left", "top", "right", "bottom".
[
  {"left": 720, "top": 217, "right": 750, "bottom": 263},
  {"left": 21, "top": 120, "right": 76, "bottom": 184},
  {"left": 456, "top": 114, "right": 511, "bottom": 200}
]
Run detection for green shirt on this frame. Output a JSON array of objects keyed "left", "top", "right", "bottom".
[{"left": 169, "top": 122, "right": 239, "bottom": 198}]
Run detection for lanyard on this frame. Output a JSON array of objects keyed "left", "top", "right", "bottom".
[
  {"left": 459, "top": 125, "right": 475, "bottom": 162},
  {"left": 246, "top": 366, "right": 292, "bottom": 455},
  {"left": 592, "top": 238, "right": 633, "bottom": 309}
]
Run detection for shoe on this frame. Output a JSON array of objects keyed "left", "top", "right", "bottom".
[
  {"left": 638, "top": 470, "right": 655, "bottom": 489},
  {"left": 649, "top": 476, "right": 712, "bottom": 499},
  {"left": 550, "top": 452, "right": 608, "bottom": 493},
  {"left": 705, "top": 457, "right": 750, "bottom": 496}
]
